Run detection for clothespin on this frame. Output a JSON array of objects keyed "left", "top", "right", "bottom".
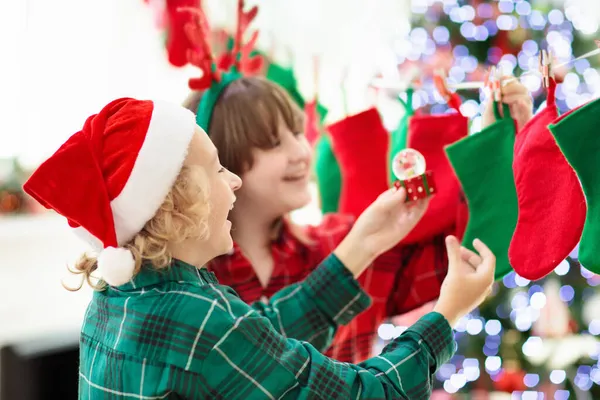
[
  {"left": 268, "top": 31, "right": 277, "bottom": 59},
  {"left": 433, "top": 69, "right": 463, "bottom": 111},
  {"left": 433, "top": 69, "right": 452, "bottom": 103},
  {"left": 341, "top": 66, "right": 349, "bottom": 117},
  {"left": 313, "top": 55, "right": 320, "bottom": 100},
  {"left": 485, "top": 66, "right": 502, "bottom": 102},
  {"left": 539, "top": 49, "right": 554, "bottom": 88}
]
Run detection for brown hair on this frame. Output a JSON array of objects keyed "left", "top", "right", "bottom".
[
  {"left": 182, "top": 76, "right": 304, "bottom": 175},
  {"left": 65, "top": 165, "right": 211, "bottom": 291},
  {"left": 183, "top": 76, "right": 313, "bottom": 245}
]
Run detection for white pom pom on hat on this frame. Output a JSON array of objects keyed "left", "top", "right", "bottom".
[
  {"left": 97, "top": 247, "right": 136, "bottom": 286},
  {"left": 22, "top": 98, "right": 197, "bottom": 286}
]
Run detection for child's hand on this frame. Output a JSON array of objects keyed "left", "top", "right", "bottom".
[
  {"left": 433, "top": 236, "right": 495, "bottom": 327},
  {"left": 334, "top": 187, "right": 428, "bottom": 277},
  {"left": 482, "top": 78, "right": 533, "bottom": 132}
]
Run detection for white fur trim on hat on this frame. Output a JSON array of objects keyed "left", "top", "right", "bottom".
[
  {"left": 110, "top": 101, "right": 196, "bottom": 246},
  {"left": 97, "top": 247, "right": 135, "bottom": 286}
]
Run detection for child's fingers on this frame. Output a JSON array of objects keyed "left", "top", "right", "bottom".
[
  {"left": 445, "top": 236, "right": 461, "bottom": 268},
  {"left": 413, "top": 197, "right": 430, "bottom": 216},
  {"left": 473, "top": 239, "right": 496, "bottom": 279},
  {"left": 502, "top": 94, "right": 533, "bottom": 106},
  {"left": 406, "top": 197, "right": 429, "bottom": 220},
  {"left": 501, "top": 83, "right": 529, "bottom": 97},
  {"left": 460, "top": 246, "right": 483, "bottom": 268},
  {"left": 373, "top": 187, "right": 408, "bottom": 216}
]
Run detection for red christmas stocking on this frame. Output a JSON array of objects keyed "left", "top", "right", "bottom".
[
  {"left": 328, "top": 108, "right": 389, "bottom": 218},
  {"left": 509, "top": 79, "right": 587, "bottom": 280},
  {"left": 401, "top": 97, "right": 468, "bottom": 244},
  {"left": 166, "top": 0, "right": 200, "bottom": 67},
  {"left": 549, "top": 97, "right": 600, "bottom": 273}
]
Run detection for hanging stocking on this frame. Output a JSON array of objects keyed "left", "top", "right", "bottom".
[
  {"left": 305, "top": 100, "right": 320, "bottom": 147},
  {"left": 445, "top": 103, "right": 518, "bottom": 280},
  {"left": 328, "top": 108, "right": 389, "bottom": 218},
  {"left": 509, "top": 79, "right": 587, "bottom": 279},
  {"left": 261, "top": 62, "right": 304, "bottom": 107},
  {"left": 401, "top": 93, "right": 468, "bottom": 244},
  {"left": 387, "top": 88, "right": 415, "bottom": 185},
  {"left": 314, "top": 135, "right": 342, "bottom": 214},
  {"left": 549, "top": 96, "right": 600, "bottom": 273},
  {"left": 165, "top": 0, "right": 200, "bottom": 67}
]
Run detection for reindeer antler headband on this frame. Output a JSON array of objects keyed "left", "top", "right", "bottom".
[{"left": 179, "top": 0, "right": 263, "bottom": 131}]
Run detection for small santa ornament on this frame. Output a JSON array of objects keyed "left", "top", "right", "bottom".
[{"left": 392, "top": 149, "right": 436, "bottom": 201}]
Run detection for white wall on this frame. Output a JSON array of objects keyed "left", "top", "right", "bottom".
[
  {"left": 0, "top": 215, "right": 92, "bottom": 346},
  {"left": 0, "top": 0, "right": 411, "bottom": 169}
]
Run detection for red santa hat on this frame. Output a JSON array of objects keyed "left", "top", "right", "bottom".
[{"left": 23, "top": 97, "right": 197, "bottom": 286}]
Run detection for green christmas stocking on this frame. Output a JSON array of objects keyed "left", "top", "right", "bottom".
[
  {"left": 388, "top": 89, "right": 414, "bottom": 185},
  {"left": 263, "top": 58, "right": 328, "bottom": 120},
  {"left": 314, "top": 135, "right": 342, "bottom": 213},
  {"left": 549, "top": 96, "right": 600, "bottom": 273},
  {"left": 265, "top": 62, "right": 306, "bottom": 109},
  {"left": 445, "top": 103, "right": 518, "bottom": 280}
]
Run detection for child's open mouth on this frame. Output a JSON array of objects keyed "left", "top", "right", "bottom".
[{"left": 283, "top": 173, "right": 306, "bottom": 182}]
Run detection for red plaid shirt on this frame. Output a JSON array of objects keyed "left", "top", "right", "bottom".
[{"left": 208, "top": 213, "right": 459, "bottom": 363}]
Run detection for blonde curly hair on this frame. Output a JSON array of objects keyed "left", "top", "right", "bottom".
[{"left": 65, "top": 165, "right": 211, "bottom": 291}]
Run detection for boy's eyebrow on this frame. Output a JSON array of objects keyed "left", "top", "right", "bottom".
[{"left": 211, "top": 150, "right": 219, "bottom": 165}]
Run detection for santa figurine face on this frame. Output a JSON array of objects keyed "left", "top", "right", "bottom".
[{"left": 392, "top": 149, "right": 426, "bottom": 181}]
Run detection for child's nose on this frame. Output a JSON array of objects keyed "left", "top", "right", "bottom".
[{"left": 229, "top": 171, "right": 242, "bottom": 191}]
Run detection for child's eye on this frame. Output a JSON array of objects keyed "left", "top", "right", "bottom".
[
  {"left": 294, "top": 132, "right": 304, "bottom": 137},
  {"left": 218, "top": 167, "right": 225, "bottom": 173}
]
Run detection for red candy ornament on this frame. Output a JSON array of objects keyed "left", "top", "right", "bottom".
[{"left": 392, "top": 149, "right": 436, "bottom": 201}]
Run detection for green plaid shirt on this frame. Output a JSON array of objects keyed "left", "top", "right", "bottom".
[{"left": 79, "top": 254, "right": 455, "bottom": 399}]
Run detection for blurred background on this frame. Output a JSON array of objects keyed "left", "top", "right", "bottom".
[{"left": 1, "top": 0, "right": 600, "bottom": 398}]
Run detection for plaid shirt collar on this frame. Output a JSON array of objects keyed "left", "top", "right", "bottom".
[
  {"left": 114, "top": 259, "right": 219, "bottom": 291},
  {"left": 214, "top": 219, "right": 309, "bottom": 277}
]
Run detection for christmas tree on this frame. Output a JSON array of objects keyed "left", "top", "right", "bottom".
[{"left": 393, "top": 0, "right": 600, "bottom": 130}]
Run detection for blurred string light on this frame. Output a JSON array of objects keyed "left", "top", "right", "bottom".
[
  {"left": 589, "top": 320, "right": 600, "bottom": 336},
  {"left": 550, "top": 370, "right": 567, "bottom": 384},
  {"left": 555, "top": 391, "right": 570, "bottom": 400},
  {"left": 524, "top": 373, "right": 540, "bottom": 388},
  {"left": 397, "top": 0, "right": 600, "bottom": 118}
]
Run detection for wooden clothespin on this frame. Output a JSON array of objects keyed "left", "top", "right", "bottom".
[
  {"left": 268, "top": 31, "right": 277, "bottom": 59},
  {"left": 433, "top": 69, "right": 463, "bottom": 111},
  {"left": 313, "top": 55, "right": 320, "bottom": 100},
  {"left": 341, "top": 66, "right": 349, "bottom": 118},
  {"left": 433, "top": 69, "right": 452, "bottom": 103},
  {"left": 539, "top": 50, "right": 554, "bottom": 88},
  {"left": 485, "top": 66, "right": 502, "bottom": 102}
]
